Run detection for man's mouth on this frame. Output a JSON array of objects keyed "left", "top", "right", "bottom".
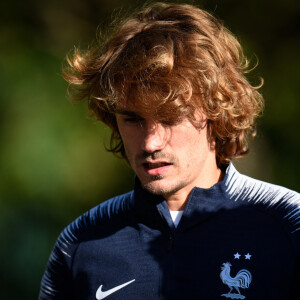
[
  {"left": 142, "top": 161, "right": 172, "bottom": 176},
  {"left": 144, "top": 162, "right": 171, "bottom": 169}
]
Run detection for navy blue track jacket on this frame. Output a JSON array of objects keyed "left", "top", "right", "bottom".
[{"left": 39, "top": 164, "right": 300, "bottom": 299}]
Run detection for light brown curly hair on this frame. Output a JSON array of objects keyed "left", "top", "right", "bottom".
[{"left": 63, "top": 2, "right": 264, "bottom": 166}]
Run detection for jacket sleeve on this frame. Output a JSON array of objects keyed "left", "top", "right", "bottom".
[
  {"left": 39, "top": 228, "right": 78, "bottom": 300},
  {"left": 291, "top": 249, "right": 300, "bottom": 299}
]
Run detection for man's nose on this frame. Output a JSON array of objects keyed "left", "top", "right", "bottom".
[{"left": 141, "top": 121, "right": 167, "bottom": 153}]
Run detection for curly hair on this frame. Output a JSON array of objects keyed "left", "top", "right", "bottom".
[{"left": 63, "top": 2, "right": 264, "bottom": 166}]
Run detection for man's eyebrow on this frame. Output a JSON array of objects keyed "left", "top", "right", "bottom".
[{"left": 115, "top": 110, "right": 141, "bottom": 117}]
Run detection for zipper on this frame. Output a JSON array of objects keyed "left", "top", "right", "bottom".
[
  {"left": 167, "top": 233, "right": 173, "bottom": 252},
  {"left": 155, "top": 204, "right": 175, "bottom": 252}
]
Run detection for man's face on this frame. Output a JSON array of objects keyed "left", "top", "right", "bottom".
[{"left": 116, "top": 109, "right": 218, "bottom": 200}]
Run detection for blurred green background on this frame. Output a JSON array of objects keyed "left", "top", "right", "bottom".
[{"left": 0, "top": 0, "right": 299, "bottom": 298}]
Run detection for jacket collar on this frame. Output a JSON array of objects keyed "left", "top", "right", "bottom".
[{"left": 132, "top": 163, "right": 240, "bottom": 231}]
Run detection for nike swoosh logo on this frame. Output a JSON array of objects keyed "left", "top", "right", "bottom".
[{"left": 96, "top": 279, "right": 135, "bottom": 299}]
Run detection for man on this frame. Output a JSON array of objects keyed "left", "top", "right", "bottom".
[{"left": 39, "top": 3, "right": 300, "bottom": 299}]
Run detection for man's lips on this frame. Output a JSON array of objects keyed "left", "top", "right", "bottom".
[
  {"left": 143, "top": 162, "right": 171, "bottom": 169},
  {"left": 142, "top": 161, "right": 172, "bottom": 176}
]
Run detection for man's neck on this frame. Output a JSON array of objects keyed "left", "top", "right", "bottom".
[{"left": 164, "top": 167, "right": 224, "bottom": 211}]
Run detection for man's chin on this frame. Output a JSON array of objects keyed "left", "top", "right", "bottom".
[
  {"left": 141, "top": 177, "right": 182, "bottom": 197},
  {"left": 141, "top": 177, "right": 167, "bottom": 196}
]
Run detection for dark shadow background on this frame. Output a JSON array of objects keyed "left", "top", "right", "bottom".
[{"left": 0, "top": 0, "right": 299, "bottom": 298}]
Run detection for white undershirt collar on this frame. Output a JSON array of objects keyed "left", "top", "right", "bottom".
[{"left": 169, "top": 210, "right": 184, "bottom": 228}]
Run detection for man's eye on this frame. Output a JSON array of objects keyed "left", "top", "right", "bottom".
[{"left": 124, "top": 117, "right": 142, "bottom": 123}]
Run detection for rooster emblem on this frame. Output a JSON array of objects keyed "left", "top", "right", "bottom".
[{"left": 220, "top": 262, "right": 252, "bottom": 299}]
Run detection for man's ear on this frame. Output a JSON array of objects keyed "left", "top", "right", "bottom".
[{"left": 206, "top": 120, "right": 217, "bottom": 151}]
